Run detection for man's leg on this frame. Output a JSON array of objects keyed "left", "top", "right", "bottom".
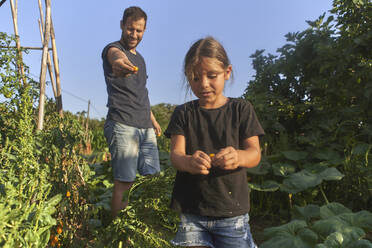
[
  {"left": 137, "top": 128, "right": 160, "bottom": 176},
  {"left": 104, "top": 120, "right": 139, "bottom": 218},
  {"left": 111, "top": 180, "right": 134, "bottom": 217}
]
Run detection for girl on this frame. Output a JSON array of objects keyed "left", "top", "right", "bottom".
[{"left": 164, "top": 36, "right": 264, "bottom": 248}]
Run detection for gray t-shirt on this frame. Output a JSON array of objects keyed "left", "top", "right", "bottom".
[{"left": 102, "top": 41, "right": 152, "bottom": 128}]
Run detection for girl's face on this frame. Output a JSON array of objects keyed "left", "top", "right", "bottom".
[{"left": 188, "top": 56, "right": 232, "bottom": 109}]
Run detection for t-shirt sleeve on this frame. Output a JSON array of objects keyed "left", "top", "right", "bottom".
[
  {"left": 164, "top": 105, "right": 186, "bottom": 138},
  {"left": 101, "top": 42, "right": 122, "bottom": 77},
  {"left": 240, "top": 101, "right": 265, "bottom": 139},
  {"left": 101, "top": 42, "right": 122, "bottom": 60}
]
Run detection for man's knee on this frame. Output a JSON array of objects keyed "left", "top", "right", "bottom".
[{"left": 113, "top": 180, "right": 134, "bottom": 193}]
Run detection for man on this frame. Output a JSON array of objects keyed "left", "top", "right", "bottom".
[{"left": 102, "top": 6, "right": 161, "bottom": 217}]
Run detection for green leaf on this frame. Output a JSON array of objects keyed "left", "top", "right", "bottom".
[
  {"left": 314, "top": 149, "right": 343, "bottom": 165},
  {"left": 248, "top": 180, "right": 280, "bottom": 192},
  {"left": 246, "top": 159, "right": 270, "bottom": 175},
  {"left": 261, "top": 220, "right": 318, "bottom": 248},
  {"left": 339, "top": 210, "right": 372, "bottom": 230},
  {"left": 43, "top": 194, "right": 62, "bottom": 215},
  {"left": 345, "top": 240, "right": 372, "bottom": 248},
  {"left": 282, "top": 150, "right": 308, "bottom": 161},
  {"left": 272, "top": 162, "right": 296, "bottom": 177},
  {"left": 320, "top": 202, "right": 352, "bottom": 219},
  {"left": 98, "top": 189, "right": 112, "bottom": 199},
  {"left": 321, "top": 228, "right": 366, "bottom": 247},
  {"left": 292, "top": 204, "right": 321, "bottom": 222},
  {"left": 39, "top": 214, "right": 56, "bottom": 226},
  {"left": 319, "top": 168, "right": 344, "bottom": 181},
  {"left": 280, "top": 168, "right": 344, "bottom": 194},
  {"left": 352, "top": 143, "right": 371, "bottom": 155},
  {"left": 312, "top": 217, "right": 365, "bottom": 240},
  {"left": 352, "top": 0, "right": 364, "bottom": 6},
  {"left": 322, "top": 231, "right": 348, "bottom": 247},
  {"left": 24, "top": 230, "right": 38, "bottom": 245},
  {"left": 39, "top": 230, "right": 50, "bottom": 248},
  {"left": 281, "top": 170, "right": 322, "bottom": 194},
  {"left": 3, "top": 153, "right": 16, "bottom": 161},
  {"left": 102, "top": 179, "right": 113, "bottom": 188}
]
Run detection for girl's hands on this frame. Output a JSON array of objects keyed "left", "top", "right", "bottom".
[
  {"left": 211, "top": 146, "right": 239, "bottom": 170},
  {"left": 170, "top": 135, "right": 245, "bottom": 175},
  {"left": 188, "top": 151, "right": 212, "bottom": 175},
  {"left": 187, "top": 147, "right": 240, "bottom": 174}
]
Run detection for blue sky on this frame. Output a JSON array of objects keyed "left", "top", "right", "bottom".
[{"left": 1, "top": 0, "right": 333, "bottom": 119}]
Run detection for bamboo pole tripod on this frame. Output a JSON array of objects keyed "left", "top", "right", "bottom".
[{"left": 6, "top": 0, "right": 63, "bottom": 130}]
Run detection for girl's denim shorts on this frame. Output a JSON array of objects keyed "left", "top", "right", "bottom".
[{"left": 172, "top": 212, "right": 257, "bottom": 248}]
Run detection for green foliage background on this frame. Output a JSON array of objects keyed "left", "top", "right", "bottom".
[
  {"left": 244, "top": 0, "right": 371, "bottom": 210},
  {"left": 1, "top": 0, "right": 372, "bottom": 247}
]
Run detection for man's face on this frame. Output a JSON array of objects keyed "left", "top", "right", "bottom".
[{"left": 121, "top": 17, "right": 146, "bottom": 52}]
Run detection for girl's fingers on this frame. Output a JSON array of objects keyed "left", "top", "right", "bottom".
[
  {"left": 214, "top": 153, "right": 230, "bottom": 165},
  {"left": 190, "top": 151, "right": 212, "bottom": 173},
  {"left": 215, "top": 146, "right": 235, "bottom": 158},
  {"left": 213, "top": 147, "right": 238, "bottom": 169},
  {"left": 196, "top": 151, "right": 211, "bottom": 166},
  {"left": 223, "top": 158, "right": 238, "bottom": 169},
  {"left": 190, "top": 163, "right": 210, "bottom": 174},
  {"left": 198, "top": 157, "right": 211, "bottom": 169},
  {"left": 214, "top": 151, "right": 228, "bottom": 161}
]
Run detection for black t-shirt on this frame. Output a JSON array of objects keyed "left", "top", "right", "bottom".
[
  {"left": 102, "top": 41, "right": 152, "bottom": 128},
  {"left": 164, "top": 98, "right": 265, "bottom": 217}
]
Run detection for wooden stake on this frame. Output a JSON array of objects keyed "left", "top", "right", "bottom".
[
  {"left": 85, "top": 100, "right": 91, "bottom": 142},
  {"left": 50, "top": 18, "right": 63, "bottom": 117},
  {"left": 0, "top": 46, "right": 51, "bottom": 50},
  {"left": 38, "top": 0, "right": 62, "bottom": 116},
  {"left": 9, "top": 0, "right": 27, "bottom": 86},
  {"left": 37, "top": 0, "right": 51, "bottom": 131},
  {"left": 38, "top": 18, "right": 57, "bottom": 98}
]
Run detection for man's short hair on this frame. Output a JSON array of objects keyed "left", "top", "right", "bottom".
[{"left": 122, "top": 6, "right": 147, "bottom": 26}]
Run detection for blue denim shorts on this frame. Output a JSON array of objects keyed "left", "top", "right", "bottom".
[
  {"left": 104, "top": 120, "right": 160, "bottom": 182},
  {"left": 172, "top": 213, "right": 257, "bottom": 248}
]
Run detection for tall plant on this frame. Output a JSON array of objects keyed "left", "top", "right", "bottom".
[
  {"left": 0, "top": 32, "right": 61, "bottom": 247},
  {"left": 243, "top": 0, "right": 372, "bottom": 214}
]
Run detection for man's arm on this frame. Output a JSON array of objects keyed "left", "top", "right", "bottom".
[
  {"left": 107, "top": 47, "right": 137, "bottom": 77},
  {"left": 150, "top": 111, "right": 161, "bottom": 136}
]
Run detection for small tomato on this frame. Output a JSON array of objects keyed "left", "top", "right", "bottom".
[{"left": 50, "top": 235, "right": 57, "bottom": 246}]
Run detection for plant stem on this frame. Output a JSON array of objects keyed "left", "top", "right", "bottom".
[{"left": 319, "top": 185, "right": 329, "bottom": 204}]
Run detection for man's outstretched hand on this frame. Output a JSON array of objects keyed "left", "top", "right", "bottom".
[{"left": 108, "top": 47, "right": 138, "bottom": 77}]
